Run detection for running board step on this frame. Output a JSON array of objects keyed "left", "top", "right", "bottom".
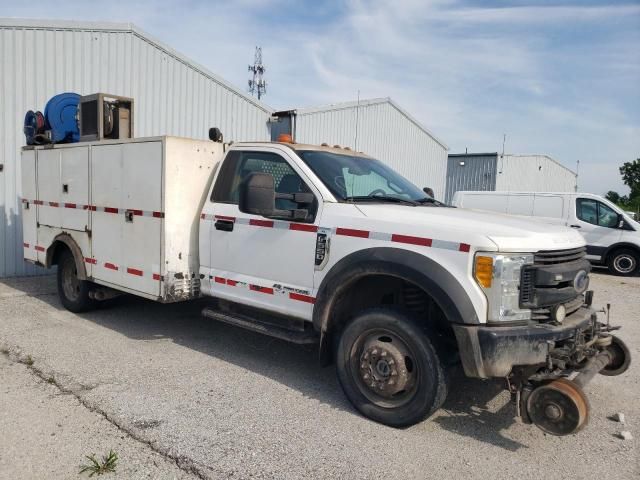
[{"left": 202, "top": 307, "right": 319, "bottom": 345}]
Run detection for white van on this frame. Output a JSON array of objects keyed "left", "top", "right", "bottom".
[{"left": 452, "top": 191, "right": 640, "bottom": 276}]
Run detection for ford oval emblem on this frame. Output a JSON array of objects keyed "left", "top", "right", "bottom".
[{"left": 573, "top": 270, "right": 589, "bottom": 293}]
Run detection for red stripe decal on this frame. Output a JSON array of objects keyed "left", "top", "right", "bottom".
[
  {"left": 289, "top": 223, "right": 318, "bottom": 232},
  {"left": 86, "top": 205, "right": 96, "bottom": 211},
  {"left": 64, "top": 203, "right": 77, "bottom": 209},
  {"left": 104, "top": 262, "right": 119, "bottom": 271},
  {"left": 33, "top": 200, "right": 44, "bottom": 205},
  {"left": 250, "top": 285, "right": 274, "bottom": 295},
  {"left": 226, "top": 279, "right": 238, "bottom": 286},
  {"left": 289, "top": 292, "right": 316, "bottom": 304},
  {"left": 459, "top": 243, "right": 471, "bottom": 253},
  {"left": 249, "top": 219, "right": 274, "bottom": 228},
  {"left": 200, "top": 213, "right": 206, "bottom": 220},
  {"left": 131, "top": 209, "right": 143, "bottom": 216},
  {"left": 104, "top": 207, "right": 119, "bottom": 214},
  {"left": 23, "top": 242, "right": 30, "bottom": 248},
  {"left": 35, "top": 246, "right": 45, "bottom": 252},
  {"left": 152, "top": 273, "right": 162, "bottom": 281},
  {"left": 336, "top": 227, "right": 370, "bottom": 238},
  {"left": 84, "top": 257, "right": 97, "bottom": 265},
  {"left": 49, "top": 201, "right": 59, "bottom": 207},
  {"left": 153, "top": 211, "right": 164, "bottom": 218},
  {"left": 391, "top": 234, "right": 432, "bottom": 247},
  {"left": 127, "top": 267, "right": 143, "bottom": 276},
  {"left": 215, "top": 215, "right": 236, "bottom": 221},
  {"left": 214, "top": 276, "right": 226, "bottom": 284}
]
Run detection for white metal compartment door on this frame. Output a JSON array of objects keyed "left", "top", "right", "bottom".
[
  {"left": 21, "top": 150, "right": 38, "bottom": 262},
  {"left": 91, "top": 141, "right": 163, "bottom": 297},
  {"left": 60, "top": 147, "right": 90, "bottom": 231}
]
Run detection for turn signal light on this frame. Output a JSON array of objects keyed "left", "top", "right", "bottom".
[{"left": 475, "top": 256, "right": 494, "bottom": 288}]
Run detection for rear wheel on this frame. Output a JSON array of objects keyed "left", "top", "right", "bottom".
[
  {"left": 607, "top": 249, "right": 639, "bottom": 276},
  {"left": 335, "top": 308, "right": 448, "bottom": 427},
  {"left": 56, "top": 249, "right": 96, "bottom": 313}
]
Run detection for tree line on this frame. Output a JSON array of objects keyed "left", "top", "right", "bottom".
[{"left": 605, "top": 158, "right": 640, "bottom": 214}]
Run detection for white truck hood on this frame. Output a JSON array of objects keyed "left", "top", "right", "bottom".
[{"left": 355, "top": 204, "right": 585, "bottom": 252}]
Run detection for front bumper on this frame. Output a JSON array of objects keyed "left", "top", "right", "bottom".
[{"left": 452, "top": 307, "right": 596, "bottom": 378}]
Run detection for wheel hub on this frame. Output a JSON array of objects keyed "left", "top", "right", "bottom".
[
  {"left": 61, "top": 256, "right": 81, "bottom": 302},
  {"left": 358, "top": 337, "right": 414, "bottom": 399},
  {"left": 614, "top": 255, "right": 635, "bottom": 273},
  {"left": 527, "top": 378, "right": 589, "bottom": 436}
]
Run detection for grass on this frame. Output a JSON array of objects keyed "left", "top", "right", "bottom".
[{"left": 79, "top": 450, "right": 118, "bottom": 477}]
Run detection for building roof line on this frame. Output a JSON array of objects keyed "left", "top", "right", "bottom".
[
  {"left": 287, "top": 97, "right": 449, "bottom": 150},
  {"left": 449, "top": 152, "right": 576, "bottom": 175},
  {"left": 0, "top": 17, "right": 274, "bottom": 114}
]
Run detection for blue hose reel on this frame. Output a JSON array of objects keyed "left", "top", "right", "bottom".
[{"left": 24, "top": 92, "right": 80, "bottom": 144}]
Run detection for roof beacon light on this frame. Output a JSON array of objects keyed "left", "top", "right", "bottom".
[{"left": 277, "top": 133, "right": 294, "bottom": 143}]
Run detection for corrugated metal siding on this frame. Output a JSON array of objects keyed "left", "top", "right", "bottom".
[
  {"left": 495, "top": 155, "right": 577, "bottom": 193},
  {"left": 0, "top": 22, "right": 272, "bottom": 277},
  {"left": 293, "top": 100, "right": 448, "bottom": 200},
  {"left": 444, "top": 154, "right": 498, "bottom": 204}
]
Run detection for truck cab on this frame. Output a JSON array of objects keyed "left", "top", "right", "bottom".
[{"left": 23, "top": 136, "right": 630, "bottom": 435}]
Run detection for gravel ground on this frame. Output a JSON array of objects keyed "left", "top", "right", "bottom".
[{"left": 0, "top": 271, "right": 637, "bottom": 480}]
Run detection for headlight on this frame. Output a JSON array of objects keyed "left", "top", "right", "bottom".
[{"left": 474, "top": 252, "right": 534, "bottom": 323}]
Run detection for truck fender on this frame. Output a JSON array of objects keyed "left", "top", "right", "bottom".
[
  {"left": 313, "top": 247, "right": 479, "bottom": 362},
  {"left": 603, "top": 242, "right": 640, "bottom": 261},
  {"left": 46, "top": 233, "right": 88, "bottom": 280}
]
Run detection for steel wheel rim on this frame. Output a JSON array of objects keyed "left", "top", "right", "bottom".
[
  {"left": 349, "top": 328, "right": 419, "bottom": 408},
  {"left": 614, "top": 254, "right": 636, "bottom": 274},
  {"left": 61, "top": 256, "right": 81, "bottom": 302}
]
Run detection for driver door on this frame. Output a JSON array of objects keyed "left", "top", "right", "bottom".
[{"left": 207, "top": 148, "right": 321, "bottom": 320}]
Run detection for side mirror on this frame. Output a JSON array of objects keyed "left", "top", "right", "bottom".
[
  {"left": 423, "top": 187, "right": 434, "bottom": 198},
  {"left": 239, "top": 172, "right": 276, "bottom": 216},
  {"left": 618, "top": 213, "right": 625, "bottom": 229}
]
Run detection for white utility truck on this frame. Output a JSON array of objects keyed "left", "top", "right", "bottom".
[
  {"left": 452, "top": 191, "right": 640, "bottom": 276},
  {"left": 21, "top": 132, "right": 630, "bottom": 435}
]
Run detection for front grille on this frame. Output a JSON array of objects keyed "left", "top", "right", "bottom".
[
  {"left": 521, "top": 247, "right": 589, "bottom": 323},
  {"left": 534, "top": 247, "right": 586, "bottom": 265}
]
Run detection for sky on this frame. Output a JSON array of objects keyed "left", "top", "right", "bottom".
[{"left": 2, "top": 0, "right": 639, "bottom": 195}]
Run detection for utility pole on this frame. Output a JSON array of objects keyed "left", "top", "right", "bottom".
[{"left": 248, "top": 47, "right": 266, "bottom": 100}]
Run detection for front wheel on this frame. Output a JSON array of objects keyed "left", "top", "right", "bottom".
[
  {"left": 607, "top": 249, "right": 639, "bottom": 276},
  {"left": 56, "top": 249, "right": 96, "bottom": 313},
  {"left": 335, "top": 308, "right": 448, "bottom": 427}
]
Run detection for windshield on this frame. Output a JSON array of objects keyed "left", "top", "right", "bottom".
[{"left": 298, "top": 150, "right": 429, "bottom": 202}]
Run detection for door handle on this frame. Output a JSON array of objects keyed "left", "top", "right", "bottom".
[
  {"left": 570, "top": 225, "right": 581, "bottom": 229},
  {"left": 215, "top": 219, "right": 234, "bottom": 232}
]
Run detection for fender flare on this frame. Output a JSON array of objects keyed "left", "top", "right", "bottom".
[
  {"left": 313, "top": 247, "right": 479, "bottom": 359},
  {"left": 603, "top": 242, "right": 640, "bottom": 262},
  {"left": 46, "top": 233, "right": 88, "bottom": 280}
]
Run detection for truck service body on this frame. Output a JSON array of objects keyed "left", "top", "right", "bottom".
[{"left": 21, "top": 134, "right": 630, "bottom": 435}]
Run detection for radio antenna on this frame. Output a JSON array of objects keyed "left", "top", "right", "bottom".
[
  {"left": 248, "top": 47, "right": 266, "bottom": 100},
  {"left": 354, "top": 90, "right": 360, "bottom": 151}
]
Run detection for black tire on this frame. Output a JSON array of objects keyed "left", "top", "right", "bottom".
[
  {"left": 335, "top": 308, "right": 448, "bottom": 427},
  {"left": 607, "top": 248, "right": 639, "bottom": 276},
  {"left": 56, "top": 249, "right": 96, "bottom": 313}
]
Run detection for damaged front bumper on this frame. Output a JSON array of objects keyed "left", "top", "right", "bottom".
[{"left": 453, "top": 306, "right": 597, "bottom": 379}]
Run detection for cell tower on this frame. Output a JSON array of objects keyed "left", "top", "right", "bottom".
[{"left": 248, "top": 46, "right": 266, "bottom": 100}]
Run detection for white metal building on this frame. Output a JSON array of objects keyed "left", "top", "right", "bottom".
[
  {"left": 444, "top": 152, "right": 578, "bottom": 203},
  {"left": 0, "top": 18, "right": 272, "bottom": 277},
  {"left": 271, "top": 98, "right": 449, "bottom": 200},
  {"left": 0, "top": 19, "right": 449, "bottom": 278}
]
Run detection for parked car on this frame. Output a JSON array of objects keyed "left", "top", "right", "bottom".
[
  {"left": 452, "top": 191, "right": 640, "bottom": 276},
  {"left": 21, "top": 133, "right": 630, "bottom": 435}
]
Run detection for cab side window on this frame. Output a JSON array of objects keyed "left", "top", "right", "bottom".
[
  {"left": 212, "top": 151, "right": 316, "bottom": 219},
  {"left": 576, "top": 198, "right": 619, "bottom": 228}
]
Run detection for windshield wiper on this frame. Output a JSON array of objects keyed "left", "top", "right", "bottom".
[
  {"left": 344, "top": 195, "right": 419, "bottom": 206},
  {"left": 416, "top": 197, "right": 446, "bottom": 207}
]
